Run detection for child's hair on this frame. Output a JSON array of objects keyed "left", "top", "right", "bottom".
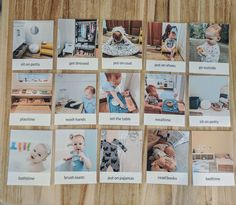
[
  {"left": 69, "top": 134, "right": 85, "bottom": 142},
  {"left": 162, "top": 24, "right": 172, "bottom": 41},
  {"left": 85, "top": 86, "right": 96, "bottom": 95},
  {"left": 113, "top": 31, "right": 122, "bottom": 42},
  {"left": 170, "top": 26, "right": 178, "bottom": 37},
  {"left": 105, "top": 73, "right": 121, "bottom": 81},
  {"left": 146, "top": 85, "right": 156, "bottom": 94},
  {"left": 206, "top": 24, "right": 222, "bottom": 38},
  {"left": 36, "top": 143, "right": 51, "bottom": 156}
]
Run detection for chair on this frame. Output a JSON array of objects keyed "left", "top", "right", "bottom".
[{"left": 62, "top": 43, "right": 75, "bottom": 56}]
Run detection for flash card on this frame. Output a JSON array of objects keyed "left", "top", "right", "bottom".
[
  {"left": 192, "top": 131, "right": 235, "bottom": 186},
  {"left": 57, "top": 19, "right": 99, "bottom": 70},
  {"left": 146, "top": 22, "right": 187, "bottom": 73},
  {"left": 146, "top": 129, "right": 189, "bottom": 185},
  {"left": 189, "top": 23, "right": 229, "bottom": 75},
  {"left": 144, "top": 73, "right": 186, "bottom": 127},
  {"left": 12, "top": 20, "right": 54, "bottom": 70},
  {"left": 10, "top": 73, "right": 52, "bottom": 126},
  {"left": 102, "top": 20, "right": 142, "bottom": 70},
  {"left": 99, "top": 130, "right": 143, "bottom": 184},
  {"left": 7, "top": 130, "right": 52, "bottom": 186},
  {"left": 54, "top": 73, "right": 97, "bottom": 125},
  {"left": 99, "top": 72, "right": 140, "bottom": 126},
  {"left": 54, "top": 129, "right": 97, "bottom": 184}
]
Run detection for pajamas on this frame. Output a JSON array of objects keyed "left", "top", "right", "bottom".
[
  {"left": 145, "top": 94, "right": 160, "bottom": 105},
  {"left": 100, "top": 139, "right": 127, "bottom": 172},
  {"left": 198, "top": 42, "right": 220, "bottom": 62},
  {"left": 165, "top": 38, "right": 176, "bottom": 49}
]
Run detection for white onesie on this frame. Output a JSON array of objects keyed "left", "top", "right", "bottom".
[{"left": 198, "top": 42, "right": 220, "bottom": 62}]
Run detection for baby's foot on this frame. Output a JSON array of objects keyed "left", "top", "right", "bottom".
[{"left": 171, "top": 57, "right": 174, "bottom": 61}]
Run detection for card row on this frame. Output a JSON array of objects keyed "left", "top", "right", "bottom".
[
  {"left": 10, "top": 72, "right": 231, "bottom": 127},
  {"left": 8, "top": 129, "right": 234, "bottom": 186},
  {"left": 12, "top": 20, "right": 229, "bottom": 75}
]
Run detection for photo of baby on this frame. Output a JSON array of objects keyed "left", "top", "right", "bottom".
[
  {"left": 189, "top": 23, "right": 229, "bottom": 63},
  {"left": 102, "top": 20, "right": 142, "bottom": 58},
  {"left": 192, "top": 131, "right": 235, "bottom": 186},
  {"left": 55, "top": 74, "right": 96, "bottom": 115},
  {"left": 147, "top": 129, "right": 189, "bottom": 173},
  {"left": 146, "top": 22, "right": 187, "bottom": 61},
  {"left": 189, "top": 75, "right": 230, "bottom": 127},
  {"left": 144, "top": 74, "right": 185, "bottom": 115},
  {"left": 55, "top": 129, "right": 97, "bottom": 172},
  {"left": 7, "top": 130, "right": 52, "bottom": 185},
  {"left": 12, "top": 20, "right": 54, "bottom": 59},
  {"left": 100, "top": 130, "right": 143, "bottom": 174},
  {"left": 99, "top": 72, "right": 140, "bottom": 114},
  {"left": 10, "top": 73, "right": 53, "bottom": 126},
  {"left": 57, "top": 19, "right": 98, "bottom": 58}
]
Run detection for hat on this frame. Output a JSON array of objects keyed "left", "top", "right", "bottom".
[{"left": 112, "top": 26, "right": 126, "bottom": 36}]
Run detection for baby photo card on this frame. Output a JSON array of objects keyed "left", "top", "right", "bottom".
[
  {"left": 144, "top": 73, "right": 186, "bottom": 127},
  {"left": 9, "top": 73, "right": 53, "bottom": 126},
  {"left": 99, "top": 72, "right": 140, "bottom": 126},
  {"left": 7, "top": 130, "right": 52, "bottom": 186},
  {"left": 54, "top": 74, "right": 97, "bottom": 125},
  {"left": 102, "top": 20, "right": 143, "bottom": 70},
  {"left": 189, "top": 23, "right": 229, "bottom": 75},
  {"left": 146, "top": 129, "right": 189, "bottom": 185},
  {"left": 54, "top": 129, "right": 97, "bottom": 184},
  {"left": 192, "top": 131, "right": 235, "bottom": 186},
  {"left": 189, "top": 75, "right": 230, "bottom": 127},
  {"left": 57, "top": 19, "right": 99, "bottom": 70},
  {"left": 12, "top": 20, "right": 54, "bottom": 70},
  {"left": 99, "top": 130, "right": 143, "bottom": 184},
  {"left": 146, "top": 22, "right": 187, "bottom": 73}
]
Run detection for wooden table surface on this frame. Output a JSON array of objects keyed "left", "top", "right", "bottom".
[{"left": 0, "top": 0, "right": 236, "bottom": 205}]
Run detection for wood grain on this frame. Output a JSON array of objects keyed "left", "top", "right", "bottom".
[{"left": 1, "top": 0, "right": 236, "bottom": 205}]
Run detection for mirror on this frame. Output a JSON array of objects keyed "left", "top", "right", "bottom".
[{"left": 30, "top": 26, "right": 39, "bottom": 35}]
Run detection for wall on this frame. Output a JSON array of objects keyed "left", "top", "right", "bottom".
[
  {"left": 189, "top": 75, "right": 228, "bottom": 102},
  {"left": 23, "top": 21, "right": 54, "bottom": 44},
  {"left": 192, "top": 131, "right": 234, "bottom": 157},
  {"left": 12, "top": 73, "right": 52, "bottom": 91},
  {"left": 57, "top": 19, "right": 75, "bottom": 54}
]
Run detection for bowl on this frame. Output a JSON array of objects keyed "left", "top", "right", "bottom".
[{"left": 166, "top": 101, "right": 174, "bottom": 107}]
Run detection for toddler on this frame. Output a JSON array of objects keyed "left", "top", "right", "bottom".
[
  {"left": 162, "top": 26, "right": 178, "bottom": 61},
  {"left": 102, "top": 73, "right": 128, "bottom": 113},
  {"left": 28, "top": 143, "right": 51, "bottom": 172},
  {"left": 145, "top": 85, "right": 163, "bottom": 112},
  {"left": 197, "top": 24, "right": 221, "bottom": 62},
  {"left": 64, "top": 134, "right": 92, "bottom": 171},
  {"left": 70, "top": 86, "right": 96, "bottom": 113},
  {"left": 103, "top": 26, "right": 140, "bottom": 57},
  {"left": 83, "top": 86, "right": 96, "bottom": 113}
]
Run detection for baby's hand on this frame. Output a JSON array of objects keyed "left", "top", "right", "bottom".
[
  {"left": 197, "top": 46, "right": 205, "bottom": 56},
  {"left": 63, "top": 157, "right": 72, "bottom": 161}
]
